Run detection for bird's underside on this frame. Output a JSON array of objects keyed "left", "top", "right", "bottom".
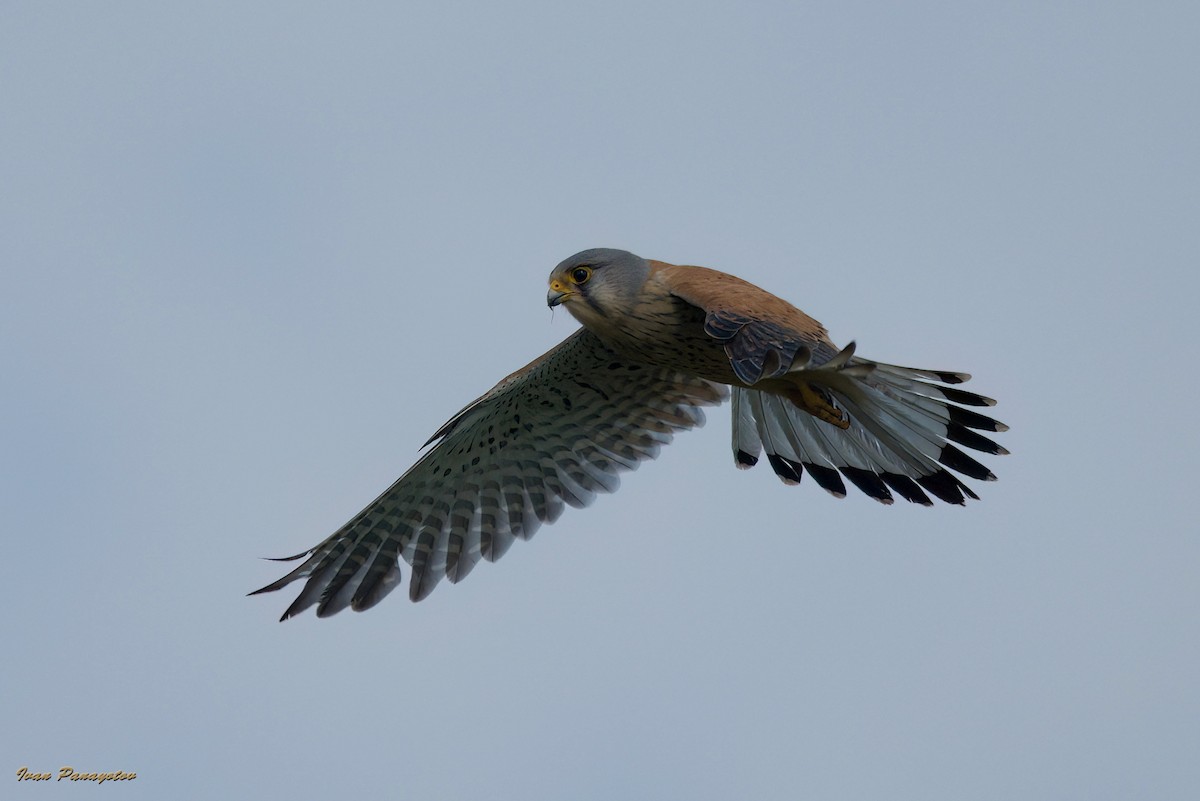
[{"left": 253, "top": 249, "right": 1008, "bottom": 619}]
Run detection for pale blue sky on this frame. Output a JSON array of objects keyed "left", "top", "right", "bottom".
[{"left": 3, "top": 2, "right": 1197, "bottom": 799}]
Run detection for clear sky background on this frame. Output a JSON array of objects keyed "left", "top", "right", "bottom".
[{"left": 3, "top": 2, "right": 1196, "bottom": 799}]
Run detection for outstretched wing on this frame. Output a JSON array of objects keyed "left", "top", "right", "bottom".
[{"left": 251, "top": 329, "right": 727, "bottom": 619}]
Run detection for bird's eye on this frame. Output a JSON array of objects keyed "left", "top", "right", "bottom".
[{"left": 571, "top": 267, "right": 592, "bottom": 284}]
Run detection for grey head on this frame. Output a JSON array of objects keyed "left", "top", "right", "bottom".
[{"left": 546, "top": 248, "right": 651, "bottom": 325}]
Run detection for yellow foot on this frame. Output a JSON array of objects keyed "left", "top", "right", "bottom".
[{"left": 790, "top": 383, "right": 850, "bottom": 430}]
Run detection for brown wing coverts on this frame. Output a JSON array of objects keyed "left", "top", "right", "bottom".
[{"left": 656, "top": 263, "right": 839, "bottom": 384}]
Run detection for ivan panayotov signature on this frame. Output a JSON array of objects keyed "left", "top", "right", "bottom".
[{"left": 17, "top": 766, "right": 137, "bottom": 783}]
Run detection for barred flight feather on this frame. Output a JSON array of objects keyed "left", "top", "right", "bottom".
[{"left": 251, "top": 329, "right": 727, "bottom": 618}]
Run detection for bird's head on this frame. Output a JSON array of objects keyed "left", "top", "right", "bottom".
[{"left": 547, "top": 248, "right": 650, "bottom": 326}]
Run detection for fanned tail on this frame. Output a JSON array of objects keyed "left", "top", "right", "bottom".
[{"left": 731, "top": 347, "right": 1008, "bottom": 505}]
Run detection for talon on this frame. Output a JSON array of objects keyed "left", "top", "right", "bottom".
[{"left": 791, "top": 383, "right": 850, "bottom": 430}]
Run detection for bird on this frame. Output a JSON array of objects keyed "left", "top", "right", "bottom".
[{"left": 252, "top": 248, "right": 1008, "bottom": 619}]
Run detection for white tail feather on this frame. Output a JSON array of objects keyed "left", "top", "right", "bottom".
[{"left": 732, "top": 352, "right": 1006, "bottom": 504}]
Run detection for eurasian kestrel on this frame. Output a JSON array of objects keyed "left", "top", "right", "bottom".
[{"left": 253, "top": 248, "right": 1008, "bottom": 619}]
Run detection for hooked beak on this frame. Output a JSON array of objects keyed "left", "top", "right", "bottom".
[{"left": 547, "top": 279, "right": 573, "bottom": 308}]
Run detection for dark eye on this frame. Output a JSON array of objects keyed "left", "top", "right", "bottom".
[{"left": 571, "top": 267, "right": 592, "bottom": 284}]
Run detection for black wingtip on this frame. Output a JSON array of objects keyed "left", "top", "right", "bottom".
[
  {"left": 938, "top": 444, "right": 997, "bottom": 481},
  {"left": 278, "top": 596, "right": 308, "bottom": 622},
  {"left": 262, "top": 550, "right": 311, "bottom": 563},
  {"left": 881, "top": 473, "right": 933, "bottom": 506},
  {"left": 947, "top": 405, "right": 1008, "bottom": 433},
  {"left": 945, "top": 422, "right": 1008, "bottom": 456},
  {"left": 916, "top": 470, "right": 972, "bottom": 505},
  {"left": 767, "top": 453, "right": 803, "bottom": 485},
  {"left": 940, "top": 386, "right": 997, "bottom": 407},
  {"left": 840, "top": 467, "right": 894, "bottom": 504},
  {"left": 248, "top": 574, "right": 293, "bottom": 597},
  {"left": 802, "top": 462, "right": 847, "bottom": 498},
  {"left": 736, "top": 450, "right": 760, "bottom": 468}
]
